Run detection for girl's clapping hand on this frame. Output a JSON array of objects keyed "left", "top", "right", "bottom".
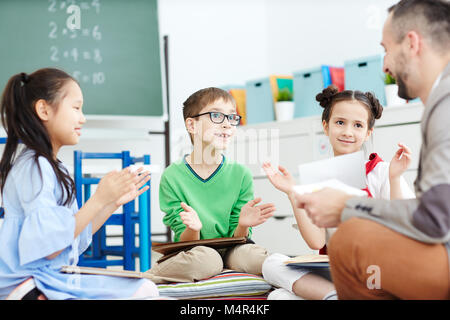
[
  {"left": 95, "top": 167, "right": 151, "bottom": 208},
  {"left": 262, "top": 162, "right": 296, "bottom": 194}
]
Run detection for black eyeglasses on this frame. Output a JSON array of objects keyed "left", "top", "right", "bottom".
[{"left": 191, "top": 112, "right": 241, "bottom": 126}]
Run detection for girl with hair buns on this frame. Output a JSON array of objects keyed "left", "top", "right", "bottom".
[{"left": 261, "top": 84, "right": 415, "bottom": 300}]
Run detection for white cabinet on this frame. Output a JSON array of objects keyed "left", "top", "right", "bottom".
[
  {"left": 228, "top": 124, "right": 314, "bottom": 178},
  {"left": 372, "top": 123, "right": 422, "bottom": 170},
  {"left": 226, "top": 128, "right": 281, "bottom": 177},
  {"left": 253, "top": 177, "right": 292, "bottom": 217},
  {"left": 278, "top": 134, "right": 315, "bottom": 175},
  {"left": 251, "top": 216, "right": 317, "bottom": 256}
]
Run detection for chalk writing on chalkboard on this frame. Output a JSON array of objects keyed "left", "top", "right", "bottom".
[
  {"left": 0, "top": 0, "right": 164, "bottom": 116},
  {"left": 47, "top": 0, "right": 104, "bottom": 86}
]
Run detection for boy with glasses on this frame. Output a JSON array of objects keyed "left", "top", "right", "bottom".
[{"left": 145, "top": 87, "right": 275, "bottom": 283}]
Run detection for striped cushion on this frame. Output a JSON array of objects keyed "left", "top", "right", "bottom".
[{"left": 157, "top": 270, "right": 272, "bottom": 299}]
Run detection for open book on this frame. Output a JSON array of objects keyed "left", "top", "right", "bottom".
[
  {"left": 60, "top": 237, "right": 249, "bottom": 278},
  {"left": 284, "top": 254, "right": 330, "bottom": 269},
  {"left": 152, "top": 237, "right": 248, "bottom": 263},
  {"left": 61, "top": 265, "right": 155, "bottom": 280}
]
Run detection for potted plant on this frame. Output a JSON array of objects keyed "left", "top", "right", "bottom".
[
  {"left": 275, "top": 87, "right": 294, "bottom": 121},
  {"left": 384, "top": 73, "right": 406, "bottom": 107}
]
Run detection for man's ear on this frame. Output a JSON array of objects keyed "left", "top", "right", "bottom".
[
  {"left": 34, "top": 99, "right": 52, "bottom": 122},
  {"left": 322, "top": 120, "right": 329, "bottom": 136},
  {"left": 405, "top": 30, "right": 421, "bottom": 57}
]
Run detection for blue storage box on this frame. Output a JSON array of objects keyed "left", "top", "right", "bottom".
[
  {"left": 221, "top": 84, "right": 247, "bottom": 125},
  {"left": 221, "top": 84, "right": 245, "bottom": 91},
  {"left": 245, "top": 77, "right": 275, "bottom": 124},
  {"left": 293, "top": 66, "right": 325, "bottom": 118},
  {"left": 344, "top": 55, "right": 386, "bottom": 105}
]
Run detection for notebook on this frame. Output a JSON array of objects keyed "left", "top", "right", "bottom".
[
  {"left": 293, "top": 179, "right": 368, "bottom": 196},
  {"left": 60, "top": 265, "right": 155, "bottom": 280},
  {"left": 152, "top": 237, "right": 248, "bottom": 263},
  {"left": 298, "top": 151, "right": 366, "bottom": 189},
  {"left": 284, "top": 254, "right": 330, "bottom": 269}
]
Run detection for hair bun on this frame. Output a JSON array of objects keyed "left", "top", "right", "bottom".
[
  {"left": 365, "top": 91, "right": 383, "bottom": 119},
  {"left": 316, "top": 85, "right": 339, "bottom": 108},
  {"left": 20, "top": 72, "right": 30, "bottom": 84}
]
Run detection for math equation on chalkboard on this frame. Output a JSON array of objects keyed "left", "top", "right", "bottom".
[{"left": 47, "top": 0, "right": 105, "bottom": 86}]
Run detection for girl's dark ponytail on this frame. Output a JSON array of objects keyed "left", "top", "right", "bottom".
[
  {"left": 0, "top": 68, "right": 77, "bottom": 206},
  {"left": 0, "top": 74, "right": 24, "bottom": 200},
  {"left": 20, "top": 72, "right": 30, "bottom": 84}
]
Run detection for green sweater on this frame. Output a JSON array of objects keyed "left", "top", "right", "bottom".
[{"left": 159, "top": 155, "right": 254, "bottom": 242}]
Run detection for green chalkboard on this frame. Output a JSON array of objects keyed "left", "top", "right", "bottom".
[{"left": 0, "top": 0, "right": 163, "bottom": 117}]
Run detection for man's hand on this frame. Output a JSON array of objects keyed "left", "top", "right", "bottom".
[{"left": 294, "top": 188, "right": 352, "bottom": 228}]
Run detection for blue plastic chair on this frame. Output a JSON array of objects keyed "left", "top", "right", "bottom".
[{"left": 74, "top": 150, "right": 152, "bottom": 272}]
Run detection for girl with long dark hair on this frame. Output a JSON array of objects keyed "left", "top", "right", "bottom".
[{"left": 0, "top": 68, "right": 158, "bottom": 299}]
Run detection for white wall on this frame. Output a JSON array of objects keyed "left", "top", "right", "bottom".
[
  {"left": 157, "top": 0, "right": 271, "bottom": 160},
  {"left": 265, "top": 0, "right": 398, "bottom": 73}
]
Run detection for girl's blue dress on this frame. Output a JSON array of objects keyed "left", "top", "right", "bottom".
[{"left": 0, "top": 149, "right": 151, "bottom": 299}]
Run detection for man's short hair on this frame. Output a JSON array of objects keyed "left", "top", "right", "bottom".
[{"left": 388, "top": 0, "right": 450, "bottom": 53}]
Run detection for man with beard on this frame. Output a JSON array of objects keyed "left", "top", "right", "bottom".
[{"left": 294, "top": 0, "right": 450, "bottom": 299}]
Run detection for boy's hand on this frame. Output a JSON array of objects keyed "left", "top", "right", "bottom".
[
  {"left": 239, "top": 197, "right": 276, "bottom": 228},
  {"left": 389, "top": 143, "right": 412, "bottom": 180},
  {"left": 262, "top": 162, "right": 295, "bottom": 194},
  {"left": 179, "top": 202, "right": 202, "bottom": 231}
]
